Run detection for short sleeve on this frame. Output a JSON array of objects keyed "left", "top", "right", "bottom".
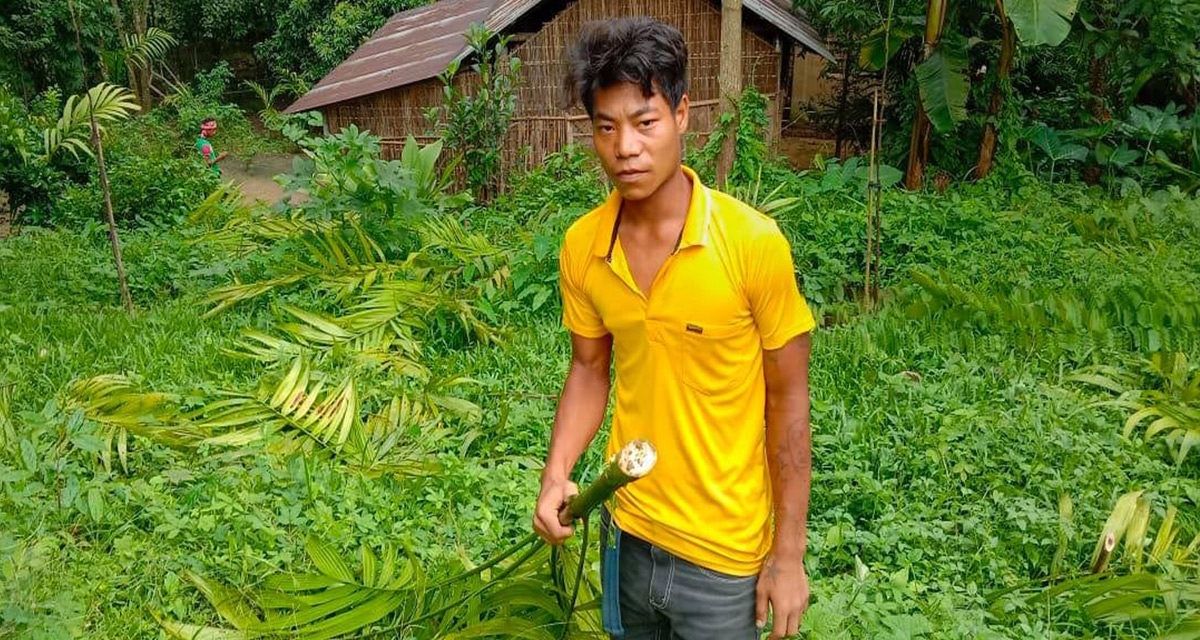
[
  {"left": 559, "top": 245, "right": 608, "bottom": 338},
  {"left": 746, "top": 226, "right": 815, "bottom": 350}
]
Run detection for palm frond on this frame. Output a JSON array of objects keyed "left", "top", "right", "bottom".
[
  {"left": 41, "top": 83, "right": 139, "bottom": 161},
  {"left": 63, "top": 375, "right": 204, "bottom": 471},
  {"left": 193, "top": 358, "right": 359, "bottom": 451},
  {"left": 123, "top": 28, "right": 178, "bottom": 70},
  {"left": 996, "top": 490, "right": 1200, "bottom": 638},
  {"left": 1070, "top": 353, "right": 1200, "bottom": 465},
  {"left": 165, "top": 535, "right": 573, "bottom": 639},
  {"left": 202, "top": 223, "right": 397, "bottom": 315},
  {"left": 187, "top": 181, "right": 254, "bottom": 228}
]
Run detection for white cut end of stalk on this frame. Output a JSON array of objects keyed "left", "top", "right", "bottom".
[{"left": 618, "top": 440, "right": 657, "bottom": 478}]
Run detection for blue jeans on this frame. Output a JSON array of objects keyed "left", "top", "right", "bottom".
[{"left": 600, "top": 510, "right": 759, "bottom": 640}]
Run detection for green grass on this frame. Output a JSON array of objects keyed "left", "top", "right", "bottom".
[{"left": 2, "top": 167, "right": 1200, "bottom": 638}]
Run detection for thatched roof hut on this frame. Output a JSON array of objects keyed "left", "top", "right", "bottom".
[{"left": 286, "top": 0, "right": 833, "bottom": 167}]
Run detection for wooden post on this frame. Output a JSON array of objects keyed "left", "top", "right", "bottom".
[
  {"left": 780, "top": 40, "right": 795, "bottom": 132},
  {"left": 716, "top": 0, "right": 743, "bottom": 185}
]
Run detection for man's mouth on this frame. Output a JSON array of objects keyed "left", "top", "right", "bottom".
[{"left": 615, "top": 169, "right": 648, "bottom": 182}]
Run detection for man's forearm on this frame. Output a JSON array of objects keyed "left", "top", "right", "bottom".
[
  {"left": 765, "top": 398, "right": 811, "bottom": 557},
  {"left": 763, "top": 335, "right": 813, "bottom": 559},
  {"left": 542, "top": 360, "right": 610, "bottom": 484}
]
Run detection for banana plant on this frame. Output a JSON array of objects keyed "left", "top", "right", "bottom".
[{"left": 862, "top": 0, "right": 1080, "bottom": 184}]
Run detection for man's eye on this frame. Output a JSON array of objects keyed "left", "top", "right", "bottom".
[{"left": 639, "top": 120, "right": 656, "bottom": 128}]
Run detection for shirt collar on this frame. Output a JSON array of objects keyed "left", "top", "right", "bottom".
[{"left": 590, "top": 165, "right": 712, "bottom": 258}]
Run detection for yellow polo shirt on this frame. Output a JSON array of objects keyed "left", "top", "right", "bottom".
[{"left": 559, "top": 165, "right": 815, "bottom": 575}]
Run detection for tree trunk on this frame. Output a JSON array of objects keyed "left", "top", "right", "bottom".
[
  {"left": 834, "top": 51, "right": 852, "bottom": 157},
  {"left": 132, "top": 0, "right": 152, "bottom": 112},
  {"left": 976, "top": 3, "right": 1015, "bottom": 179},
  {"left": 1087, "top": 57, "right": 1112, "bottom": 121},
  {"left": 716, "top": 0, "right": 743, "bottom": 185},
  {"left": 68, "top": 0, "right": 135, "bottom": 312},
  {"left": 905, "top": 0, "right": 948, "bottom": 190}
]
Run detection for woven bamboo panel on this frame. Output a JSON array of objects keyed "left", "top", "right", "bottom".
[{"left": 324, "top": 0, "right": 785, "bottom": 176}]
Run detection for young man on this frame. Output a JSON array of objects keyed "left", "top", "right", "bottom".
[
  {"left": 196, "top": 117, "right": 228, "bottom": 177},
  {"left": 532, "top": 17, "right": 815, "bottom": 640}
]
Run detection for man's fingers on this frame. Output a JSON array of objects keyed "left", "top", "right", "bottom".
[
  {"left": 535, "top": 509, "right": 573, "bottom": 544},
  {"left": 754, "top": 585, "right": 769, "bottom": 630},
  {"left": 785, "top": 609, "right": 801, "bottom": 636}
]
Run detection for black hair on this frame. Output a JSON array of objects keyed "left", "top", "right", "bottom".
[
  {"left": 201, "top": 117, "right": 217, "bottom": 125},
  {"left": 564, "top": 18, "right": 688, "bottom": 117}
]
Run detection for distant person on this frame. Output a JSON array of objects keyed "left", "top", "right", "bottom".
[{"left": 196, "top": 117, "right": 227, "bottom": 177}]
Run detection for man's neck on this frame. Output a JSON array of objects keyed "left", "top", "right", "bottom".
[{"left": 620, "top": 166, "right": 690, "bottom": 229}]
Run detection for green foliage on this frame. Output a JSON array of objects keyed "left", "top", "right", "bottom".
[
  {"left": 278, "top": 125, "right": 467, "bottom": 251},
  {"left": 427, "top": 24, "right": 521, "bottom": 202},
  {"left": 4, "top": 116, "right": 1200, "bottom": 640},
  {"left": 1070, "top": 353, "right": 1200, "bottom": 465},
  {"left": 996, "top": 491, "right": 1200, "bottom": 638},
  {"left": 40, "top": 82, "right": 139, "bottom": 162},
  {"left": 1005, "top": 0, "right": 1080, "bottom": 47},
  {"left": 695, "top": 87, "right": 773, "bottom": 186},
  {"left": 916, "top": 44, "right": 970, "bottom": 133}
]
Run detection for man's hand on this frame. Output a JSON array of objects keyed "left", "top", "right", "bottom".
[
  {"left": 216, "top": 151, "right": 229, "bottom": 162},
  {"left": 533, "top": 479, "right": 579, "bottom": 544},
  {"left": 755, "top": 552, "right": 809, "bottom": 639}
]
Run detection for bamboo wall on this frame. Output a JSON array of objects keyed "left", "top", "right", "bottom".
[{"left": 324, "top": 0, "right": 789, "bottom": 169}]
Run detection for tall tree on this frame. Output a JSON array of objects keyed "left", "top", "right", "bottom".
[{"left": 716, "top": 0, "right": 743, "bottom": 184}]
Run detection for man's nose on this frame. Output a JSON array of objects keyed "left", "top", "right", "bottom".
[{"left": 614, "top": 127, "right": 640, "bottom": 159}]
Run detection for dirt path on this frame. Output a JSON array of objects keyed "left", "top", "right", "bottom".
[{"left": 223, "top": 153, "right": 298, "bottom": 204}]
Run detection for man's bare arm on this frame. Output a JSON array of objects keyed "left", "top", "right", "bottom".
[
  {"left": 756, "top": 331, "right": 812, "bottom": 638},
  {"left": 533, "top": 332, "right": 612, "bottom": 544}
]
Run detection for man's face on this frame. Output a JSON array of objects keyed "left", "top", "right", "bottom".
[
  {"left": 590, "top": 82, "right": 688, "bottom": 201},
  {"left": 202, "top": 121, "right": 217, "bottom": 137}
]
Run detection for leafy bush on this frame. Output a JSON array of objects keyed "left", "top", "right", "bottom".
[
  {"left": 51, "top": 152, "right": 218, "bottom": 227},
  {"left": 426, "top": 24, "right": 521, "bottom": 201}
]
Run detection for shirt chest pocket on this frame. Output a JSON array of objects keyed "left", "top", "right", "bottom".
[{"left": 652, "top": 319, "right": 758, "bottom": 395}]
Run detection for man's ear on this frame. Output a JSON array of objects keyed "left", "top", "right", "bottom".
[{"left": 675, "top": 94, "right": 689, "bottom": 133}]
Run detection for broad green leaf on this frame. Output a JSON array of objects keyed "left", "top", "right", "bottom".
[
  {"left": 305, "top": 536, "right": 356, "bottom": 582},
  {"left": 1005, "top": 0, "right": 1079, "bottom": 47},
  {"left": 858, "top": 19, "right": 923, "bottom": 70},
  {"left": 263, "top": 573, "right": 343, "bottom": 592},
  {"left": 916, "top": 46, "right": 970, "bottom": 133},
  {"left": 290, "top": 591, "right": 407, "bottom": 640}
]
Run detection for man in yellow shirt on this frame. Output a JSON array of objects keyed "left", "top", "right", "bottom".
[{"left": 532, "top": 17, "right": 815, "bottom": 640}]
